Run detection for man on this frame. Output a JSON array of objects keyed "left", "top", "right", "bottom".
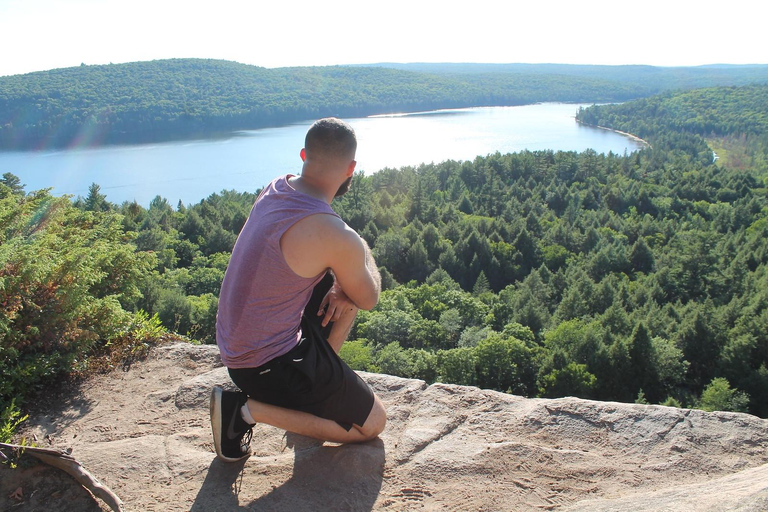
[{"left": 211, "top": 117, "right": 386, "bottom": 462}]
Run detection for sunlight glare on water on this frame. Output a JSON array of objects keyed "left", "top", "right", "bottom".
[{"left": 2, "top": 104, "right": 644, "bottom": 206}]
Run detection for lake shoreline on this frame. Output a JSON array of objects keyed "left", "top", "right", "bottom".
[{"left": 576, "top": 120, "right": 652, "bottom": 149}]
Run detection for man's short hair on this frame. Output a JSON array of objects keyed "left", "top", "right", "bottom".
[{"left": 305, "top": 118, "right": 357, "bottom": 161}]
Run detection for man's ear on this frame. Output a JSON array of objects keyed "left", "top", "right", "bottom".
[
  {"left": 300, "top": 148, "right": 307, "bottom": 162},
  {"left": 346, "top": 160, "right": 357, "bottom": 177}
]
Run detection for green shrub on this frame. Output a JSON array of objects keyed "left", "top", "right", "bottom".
[
  {"left": 697, "top": 377, "right": 751, "bottom": 413},
  {"left": 539, "top": 363, "right": 598, "bottom": 399},
  {"left": 0, "top": 400, "right": 28, "bottom": 444},
  {"left": 340, "top": 339, "right": 377, "bottom": 372},
  {"left": 0, "top": 186, "right": 153, "bottom": 416}
]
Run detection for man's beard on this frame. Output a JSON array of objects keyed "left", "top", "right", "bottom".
[{"left": 335, "top": 176, "right": 353, "bottom": 197}]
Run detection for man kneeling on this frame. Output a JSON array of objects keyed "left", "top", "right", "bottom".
[{"left": 211, "top": 118, "right": 386, "bottom": 462}]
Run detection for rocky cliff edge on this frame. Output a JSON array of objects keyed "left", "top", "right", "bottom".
[{"left": 2, "top": 342, "right": 766, "bottom": 511}]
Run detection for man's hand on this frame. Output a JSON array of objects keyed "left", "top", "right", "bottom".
[{"left": 318, "top": 280, "right": 357, "bottom": 327}]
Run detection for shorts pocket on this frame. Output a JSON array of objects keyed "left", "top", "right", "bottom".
[{"left": 282, "top": 338, "right": 318, "bottom": 394}]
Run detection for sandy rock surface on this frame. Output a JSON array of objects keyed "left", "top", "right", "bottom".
[{"left": 2, "top": 342, "right": 767, "bottom": 511}]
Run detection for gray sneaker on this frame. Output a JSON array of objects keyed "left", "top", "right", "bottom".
[{"left": 210, "top": 386, "right": 253, "bottom": 462}]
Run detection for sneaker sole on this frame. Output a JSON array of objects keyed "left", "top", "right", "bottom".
[{"left": 209, "top": 387, "right": 250, "bottom": 463}]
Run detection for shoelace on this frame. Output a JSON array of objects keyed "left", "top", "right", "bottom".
[{"left": 240, "top": 427, "right": 253, "bottom": 452}]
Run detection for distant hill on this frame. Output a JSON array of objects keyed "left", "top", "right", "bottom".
[
  {"left": 0, "top": 59, "right": 688, "bottom": 150},
  {"left": 364, "top": 62, "right": 768, "bottom": 92}
]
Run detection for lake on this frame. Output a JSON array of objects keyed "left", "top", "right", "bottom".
[{"left": 1, "top": 103, "right": 645, "bottom": 207}]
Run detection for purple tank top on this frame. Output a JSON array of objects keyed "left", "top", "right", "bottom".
[{"left": 216, "top": 174, "right": 339, "bottom": 368}]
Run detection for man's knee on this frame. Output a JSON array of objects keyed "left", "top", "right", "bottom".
[{"left": 359, "top": 396, "right": 386, "bottom": 440}]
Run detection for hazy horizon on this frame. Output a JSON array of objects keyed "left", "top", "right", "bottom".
[
  {"left": 2, "top": 0, "right": 764, "bottom": 78},
  {"left": 8, "top": 59, "right": 768, "bottom": 79}
]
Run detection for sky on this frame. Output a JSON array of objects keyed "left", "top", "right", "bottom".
[{"left": 1, "top": 0, "right": 765, "bottom": 77}]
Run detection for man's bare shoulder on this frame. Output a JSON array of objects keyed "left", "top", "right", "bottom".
[
  {"left": 284, "top": 212, "right": 379, "bottom": 309},
  {"left": 281, "top": 213, "right": 361, "bottom": 277},
  {"left": 287, "top": 213, "right": 355, "bottom": 241}
]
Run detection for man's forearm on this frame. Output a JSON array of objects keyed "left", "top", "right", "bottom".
[{"left": 362, "top": 238, "right": 382, "bottom": 292}]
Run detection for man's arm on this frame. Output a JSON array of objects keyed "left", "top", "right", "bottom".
[
  {"left": 318, "top": 237, "right": 381, "bottom": 326},
  {"left": 281, "top": 213, "right": 380, "bottom": 310},
  {"left": 362, "top": 238, "right": 382, "bottom": 296},
  {"left": 328, "top": 225, "right": 380, "bottom": 311}
]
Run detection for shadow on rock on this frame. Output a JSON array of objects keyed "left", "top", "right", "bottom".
[
  {"left": 192, "top": 433, "right": 385, "bottom": 511},
  {"left": 191, "top": 457, "right": 250, "bottom": 511},
  {"left": 248, "top": 434, "right": 386, "bottom": 512}
]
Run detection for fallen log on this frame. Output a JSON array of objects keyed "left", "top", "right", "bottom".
[{"left": 0, "top": 442, "right": 124, "bottom": 512}]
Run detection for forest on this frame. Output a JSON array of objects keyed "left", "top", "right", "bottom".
[
  {"left": 2, "top": 82, "right": 768, "bottom": 441},
  {"left": 3, "top": 59, "right": 768, "bottom": 151}
]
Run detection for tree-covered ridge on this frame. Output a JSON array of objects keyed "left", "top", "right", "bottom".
[
  {"left": 576, "top": 84, "right": 768, "bottom": 171},
  {"left": 0, "top": 59, "right": 644, "bottom": 150},
  {"left": 368, "top": 63, "right": 768, "bottom": 93},
  {"left": 577, "top": 84, "right": 768, "bottom": 139}
]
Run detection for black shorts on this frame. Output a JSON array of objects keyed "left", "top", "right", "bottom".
[{"left": 228, "top": 273, "right": 374, "bottom": 431}]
